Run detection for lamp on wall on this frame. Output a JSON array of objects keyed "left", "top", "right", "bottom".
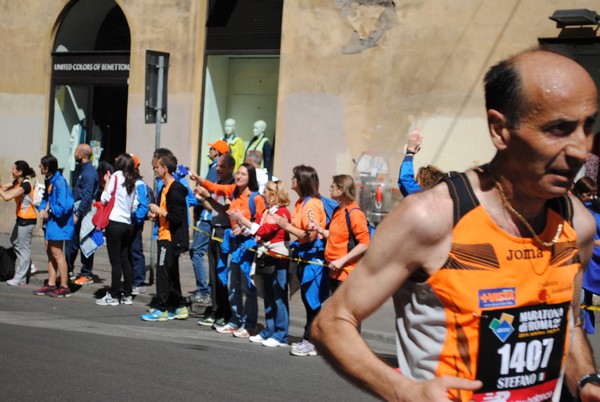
[{"left": 549, "top": 9, "right": 600, "bottom": 28}]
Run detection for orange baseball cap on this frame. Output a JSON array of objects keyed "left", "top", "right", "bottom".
[
  {"left": 208, "top": 139, "right": 230, "bottom": 155},
  {"left": 130, "top": 153, "right": 140, "bottom": 169}
]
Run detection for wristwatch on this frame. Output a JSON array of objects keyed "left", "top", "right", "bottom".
[{"left": 577, "top": 373, "right": 600, "bottom": 401}]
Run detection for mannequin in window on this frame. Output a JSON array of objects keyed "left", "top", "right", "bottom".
[
  {"left": 69, "top": 118, "right": 87, "bottom": 172},
  {"left": 89, "top": 119, "right": 103, "bottom": 168},
  {"left": 222, "top": 118, "right": 245, "bottom": 171},
  {"left": 244, "top": 120, "right": 272, "bottom": 174}
]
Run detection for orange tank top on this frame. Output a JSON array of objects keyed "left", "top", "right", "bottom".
[
  {"left": 16, "top": 179, "right": 37, "bottom": 221},
  {"left": 394, "top": 173, "right": 579, "bottom": 402}
]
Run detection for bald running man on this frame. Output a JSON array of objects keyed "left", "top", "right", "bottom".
[{"left": 313, "top": 49, "right": 600, "bottom": 401}]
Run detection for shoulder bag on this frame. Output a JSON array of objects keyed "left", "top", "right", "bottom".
[{"left": 92, "top": 178, "right": 118, "bottom": 230}]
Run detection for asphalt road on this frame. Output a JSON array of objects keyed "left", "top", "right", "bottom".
[{"left": 0, "top": 284, "right": 382, "bottom": 402}]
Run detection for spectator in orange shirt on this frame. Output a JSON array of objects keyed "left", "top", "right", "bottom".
[
  {"left": 308, "top": 175, "right": 370, "bottom": 292},
  {"left": 275, "top": 165, "right": 328, "bottom": 357},
  {"left": 192, "top": 163, "right": 266, "bottom": 338}
]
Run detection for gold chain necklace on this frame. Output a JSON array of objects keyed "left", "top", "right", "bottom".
[{"left": 494, "top": 180, "right": 562, "bottom": 248}]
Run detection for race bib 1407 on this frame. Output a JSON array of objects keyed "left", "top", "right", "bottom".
[{"left": 472, "top": 302, "right": 569, "bottom": 402}]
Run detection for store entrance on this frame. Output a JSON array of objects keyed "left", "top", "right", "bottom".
[
  {"left": 50, "top": 53, "right": 130, "bottom": 185},
  {"left": 50, "top": 0, "right": 130, "bottom": 185},
  {"left": 92, "top": 85, "right": 128, "bottom": 165}
]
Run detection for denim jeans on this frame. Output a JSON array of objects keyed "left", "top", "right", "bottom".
[
  {"left": 260, "top": 257, "right": 289, "bottom": 343},
  {"left": 65, "top": 211, "right": 94, "bottom": 277},
  {"left": 130, "top": 223, "right": 146, "bottom": 287},
  {"left": 190, "top": 220, "right": 211, "bottom": 297},
  {"left": 228, "top": 262, "right": 257, "bottom": 329}
]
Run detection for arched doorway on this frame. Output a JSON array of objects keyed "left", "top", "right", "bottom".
[{"left": 49, "top": 0, "right": 130, "bottom": 186}]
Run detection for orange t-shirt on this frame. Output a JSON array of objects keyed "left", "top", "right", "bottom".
[
  {"left": 202, "top": 180, "right": 266, "bottom": 228},
  {"left": 157, "top": 180, "right": 172, "bottom": 241},
  {"left": 292, "top": 197, "right": 326, "bottom": 244},
  {"left": 325, "top": 202, "right": 370, "bottom": 281}
]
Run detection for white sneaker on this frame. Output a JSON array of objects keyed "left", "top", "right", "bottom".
[
  {"left": 249, "top": 334, "right": 267, "bottom": 343},
  {"left": 96, "top": 293, "right": 119, "bottom": 306},
  {"left": 132, "top": 286, "right": 146, "bottom": 295},
  {"left": 30, "top": 264, "right": 37, "bottom": 274},
  {"left": 6, "top": 278, "right": 26, "bottom": 286},
  {"left": 121, "top": 295, "right": 133, "bottom": 305},
  {"left": 232, "top": 328, "right": 251, "bottom": 338},
  {"left": 262, "top": 338, "right": 288, "bottom": 348},
  {"left": 290, "top": 339, "right": 317, "bottom": 356},
  {"left": 215, "top": 323, "right": 238, "bottom": 334}
]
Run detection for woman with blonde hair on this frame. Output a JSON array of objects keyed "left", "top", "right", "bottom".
[{"left": 228, "top": 180, "right": 291, "bottom": 347}]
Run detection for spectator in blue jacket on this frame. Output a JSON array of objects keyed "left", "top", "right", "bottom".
[
  {"left": 398, "top": 127, "right": 444, "bottom": 196},
  {"left": 34, "top": 154, "right": 75, "bottom": 298},
  {"left": 189, "top": 140, "right": 227, "bottom": 305},
  {"left": 67, "top": 144, "right": 99, "bottom": 285}
]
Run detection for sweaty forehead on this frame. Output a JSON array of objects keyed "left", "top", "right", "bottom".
[{"left": 518, "top": 52, "right": 597, "bottom": 108}]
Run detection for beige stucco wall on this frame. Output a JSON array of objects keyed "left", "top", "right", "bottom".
[
  {"left": 0, "top": 0, "right": 206, "bottom": 233},
  {"left": 0, "top": 1, "right": 67, "bottom": 233},
  {"left": 0, "top": 0, "right": 597, "bottom": 234},
  {"left": 275, "top": 0, "right": 595, "bottom": 197},
  {"left": 119, "top": 0, "right": 206, "bottom": 181}
]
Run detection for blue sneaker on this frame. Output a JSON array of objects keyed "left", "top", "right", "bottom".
[
  {"left": 140, "top": 309, "right": 169, "bottom": 322},
  {"left": 168, "top": 306, "right": 189, "bottom": 320}
]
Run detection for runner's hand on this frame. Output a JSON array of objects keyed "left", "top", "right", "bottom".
[
  {"left": 397, "top": 376, "right": 482, "bottom": 402},
  {"left": 580, "top": 382, "right": 600, "bottom": 401}
]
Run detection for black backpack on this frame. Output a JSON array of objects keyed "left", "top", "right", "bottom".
[{"left": 0, "top": 246, "right": 16, "bottom": 281}]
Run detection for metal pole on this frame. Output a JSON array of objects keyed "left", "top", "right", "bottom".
[
  {"left": 155, "top": 55, "right": 164, "bottom": 148},
  {"left": 149, "top": 55, "right": 165, "bottom": 282}
]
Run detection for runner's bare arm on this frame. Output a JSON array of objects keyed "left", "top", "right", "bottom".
[
  {"left": 565, "top": 196, "right": 600, "bottom": 401},
  {"left": 312, "top": 186, "right": 482, "bottom": 401}
]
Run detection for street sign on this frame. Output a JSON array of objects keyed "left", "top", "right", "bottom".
[{"left": 145, "top": 50, "right": 169, "bottom": 124}]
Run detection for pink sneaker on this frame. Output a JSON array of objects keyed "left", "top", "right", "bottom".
[
  {"left": 33, "top": 284, "right": 56, "bottom": 296},
  {"left": 49, "top": 286, "right": 71, "bottom": 298}
]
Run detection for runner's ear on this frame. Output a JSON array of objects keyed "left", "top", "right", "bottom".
[{"left": 488, "top": 109, "right": 509, "bottom": 151}]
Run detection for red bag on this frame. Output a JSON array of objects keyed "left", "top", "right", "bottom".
[{"left": 92, "top": 178, "right": 118, "bottom": 230}]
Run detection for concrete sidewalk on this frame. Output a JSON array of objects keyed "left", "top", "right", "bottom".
[{"left": 0, "top": 231, "right": 397, "bottom": 356}]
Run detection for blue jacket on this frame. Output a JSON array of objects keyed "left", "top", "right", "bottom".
[
  {"left": 290, "top": 239, "right": 328, "bottom": 310},
  {"left": 132, "top": 178, "right": 150, "bottom": 226},
  {"left": 73, "top": 161, "right": 99, "bottom": 217},
  {"left": 397, "top": 154, "right": 422, "bottom": 197},
  {"left": 39, "top": 171, "right": 75, "bottom": 241}
]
